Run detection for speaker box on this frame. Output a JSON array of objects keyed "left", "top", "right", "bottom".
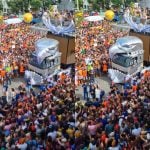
[
  {"left": 47, "top": 32, "right": 75, "bottom": 67},
  {"left": 129, "top": 30, "right": 150, "bottom": 66}
]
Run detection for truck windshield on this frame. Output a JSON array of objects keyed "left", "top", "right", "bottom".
[
  {"left": 113, "top": 54, "right": 133, "bottom": 67},
  {"left": 29, "top": 54, "right": 54, "bottom": 69}
]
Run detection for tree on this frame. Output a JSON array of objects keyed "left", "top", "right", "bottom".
[
  {"left": 30, "top": 0, "right": 42, "bottom": 11},
  {"left": 75, "top": 0, "right": 83, "bottom": 10},
  {"left": 7, "top": 0, "right": 20, "bottom": 14},
  {"left": 111, "top": 0, "right": 123, "bottom": 7},
  {"left": 88, "top": 0, "right": 101, "bottom": 11},
  {"left": 44, "top": 0, "right": 53, "bottom": 7},
  {"left": 87, "top": 0, "right": 136, "bottom": 11},
  {"left": 7, "top": 0, "right": 29, "bottom": 14},
  {"left": 0, "top": 1, "right": 3, "bottom": 11},
  {"left": 124, "top": 0, "right": 135, "bottom": 7}
]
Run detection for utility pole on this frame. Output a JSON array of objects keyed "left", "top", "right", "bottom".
[{"left": 42, "top": 0, "right": 46, "bottom": 11}]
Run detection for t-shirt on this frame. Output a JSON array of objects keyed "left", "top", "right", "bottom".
[
  {"left": 132, "top": 128, "right": 141, "bottom": 136},
  {"left": 105, "top": 124, "right": 114, "bottom": 135},
  {"left": 17, "top": 143, "right": 28, "bottom": 150},
  {"left": 95, "top": 88, "right": 100, "bottom": 99},
  {"left": 88, "top": 125, "right": 97, "bottom": 135},
  {"left": 108, "top": 146, "right": 120, "bottom": 150},
  {"left": 47, "top": 131, "right": 57, "bottom": 141},
  {"left": 89, "top": 143, "right": 97, "bottom": 150}
]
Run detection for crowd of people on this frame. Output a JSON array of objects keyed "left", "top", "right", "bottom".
[
  {"left": 0, "top": 5, "right": 149, "bottom": 150},
  {"left": 0, "top": 14, "right": 76, "bottom": 150},
  {"left": 125, "top": 6, "right": 149, "bottom": 18},
  {"left": 75, "top": 70, "right": 150, "bottom": 150},
  {"left": 75, "top": 9, "right": 150, "bottom": 150},
  {"left": 0, "top": 70, "right": 76, "bottom": 149},
  {"left": 75, "top": 20, "right": 128, "bottom": 86},
  {"left": 0, "top": 23, "right": 44, "bottom": 94}
]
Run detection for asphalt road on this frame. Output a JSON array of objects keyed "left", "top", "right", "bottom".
[
  {"left": 0, "top": 75, "right": 114, "bottom": 103},
  {"left": 75, "top": 75, "right": 112, "bottom": 100}
]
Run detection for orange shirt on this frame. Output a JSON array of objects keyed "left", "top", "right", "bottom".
[
  {"left": 103, "top": 100, "right": 109, "bottom": 108},
  {"left": 60, "top": 74, "right": 66, "bottom": 81},
  {"left": 1, "top": 70, "right": 6, "bottom": 77},
  {"left": 78, "top": 69, "right": 83, "bottom": 76},
  {"left": 20, "top": 65, "right": 25, "bottom": 73},
  {"left": 82, "top": 70, "right": 87, "bottom": 77},
  {"left": 144, "top": 71, "right": 150, "bottom": 78},
  {"left": 132, "top": 85, "right": 137, "bottom": 92},
  {"left": 103, "top": 64, "right": 108, "bottom": 72}
]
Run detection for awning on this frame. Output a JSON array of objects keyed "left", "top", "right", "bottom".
[
  {"left": 84, "top": 15, "right": 104, "bottom": 22},
  {"left": 4, "top": 18, "right": 22, "bottom": 24}
]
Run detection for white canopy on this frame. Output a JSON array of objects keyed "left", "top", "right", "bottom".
[
  {"left": 84, "top": 15, "right": 104, "bottom": 22},
  {"left": 4, "top": 18, "right": 22, "bottom": 24}
]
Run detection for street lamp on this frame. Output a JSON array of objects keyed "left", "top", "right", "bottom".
[{"left": 76, "top": 0, "right": 79, "bottom": 10}]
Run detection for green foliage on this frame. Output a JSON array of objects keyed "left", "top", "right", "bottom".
[
  {"left": 92, "top": 3, "right": 100, "bottom": 11},
  {"left": 44, "top": 0, "right": 53, "bottom": 7},
  {"left": 86, "top": 0, "right": 136, "bottom": 11},
  {"left": 124, "top": 0, "right": 136, "bottom": 7},
  {"left": 129, "top": 2, "right": 135, "bottom": 7},
  {"left": 111, "top": 0, "right": 123, "bottom": 7},
  {"left": 7, "top": 0, "right": 44, "bottom": 14},
  {"left": 75, "top": 0, "right": 83, "bottom": 5},
  {"left": 0, "top": 10, "right": 3, "bottom": 15},
  {"left": 30, "top": 0, "right": 42, "bottom": 11},
  {"left": 75, "top": 0, "right": 83, "bottom": 9},
  {"left": 7, "top": 0, "right": 29, "bottom": 14},
  {"left": 7, "top": 0, "right": 21, "bottom": 14},
  {"left": 0, "top": 1, "right": 3, "bottom": 11}
]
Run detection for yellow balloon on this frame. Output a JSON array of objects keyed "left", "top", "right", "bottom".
[
  {"left": 105, "top": 10, "right": 115, "bottom": 21},
  {"left": 23, "top": 13, "right": 33, "bottom": 23}
]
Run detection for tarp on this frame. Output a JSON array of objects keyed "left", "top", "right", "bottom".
[{"left": 4, "top": 18, "right": 22, "bottom": 24}]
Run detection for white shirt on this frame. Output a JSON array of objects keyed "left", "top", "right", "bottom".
[
  {"left": 125, "top": 74, "right": 131, "bottom": 81},
  {"left": 17, "top": 143, "right": 28, "bottom": 150},
  {"left": 95, "top": 88, "right": 100, "bottom": 99},
  {"left": 11, "top": 91, "right": 16, "bottom": 98},
  {"left": 47, "top": 131, "right": 57, "bottom": 141},
  {"left": 119, "top": 118, "right": 123, "bottom": 127},
  {"left": 89, "top": 143, "right": 97, "bottom": 150},
  {"left": 109, "top": 146, "right": 120, "bottom": 150},
  {"left": 132, "top": 128, "right": 141, "bottom": 136}
]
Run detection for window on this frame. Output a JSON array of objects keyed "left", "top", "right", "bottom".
[{"left": 113, "top": 54, "right": 132, "bottom": 67}]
